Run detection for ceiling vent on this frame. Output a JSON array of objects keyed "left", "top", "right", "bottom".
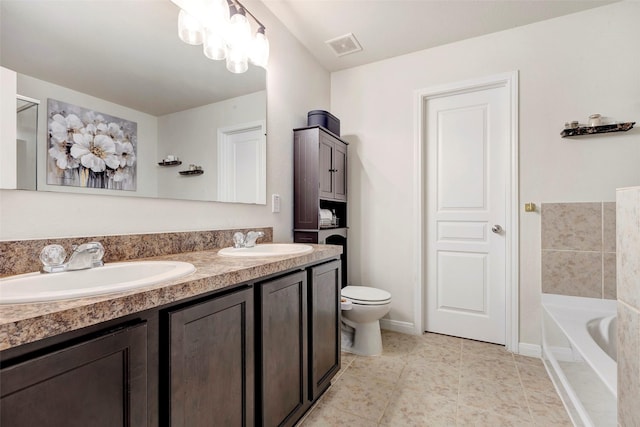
[{"left": 325, "top": 33, "right": 362, "bottom": 57}]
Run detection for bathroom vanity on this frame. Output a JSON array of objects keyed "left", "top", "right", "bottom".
[{"left": 0, "top": 245, "right": 342, "bottom": 427}]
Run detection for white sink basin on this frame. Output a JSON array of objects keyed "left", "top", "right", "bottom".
[
  {"left": 0, "top": 261, "right": 196, "bottom": 304},
  {"left": 218, "top": 243, "right": 313, "bottom": 257}
]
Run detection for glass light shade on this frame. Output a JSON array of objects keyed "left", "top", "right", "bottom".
[
  {"left": 249, "top": 29, "right": 269, "bottom": 68},
  {"left": 203, "top": 27, "right": 227, "bottom": 60},
  {"left": 226, "top": 8, "right": 251, "bottom": 50},
  {"left": 178, "top": 9, "right": 204, "bottom": 45},
  {"left": 202, "top": 0, "right": 230, "bottom": 30},
  {"left": 226, "top": 46, "right": 248, "bottom": 73}
]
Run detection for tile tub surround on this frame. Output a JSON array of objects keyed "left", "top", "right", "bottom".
[
  {"left": 0, "top": 227, "right": 273, "bottom": 277},
  {"left": 0, "top": 243, "right": 342, "bottom": 351},
  {"left": 541, "top": 202, "right": 616, "bottom": 299},
  {"left": 298, "top": 330, "right": 572, "bottom": 426},
  {"left": 617, "top": 186, "right": 640, "bottom": 427}
]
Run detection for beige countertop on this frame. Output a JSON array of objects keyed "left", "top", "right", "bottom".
[{"left": 0, "top": 244, "right": 342, "bottom": 351}]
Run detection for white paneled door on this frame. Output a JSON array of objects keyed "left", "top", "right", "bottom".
[{"left": 425, "top": 82, "right": 509, "bottom": 345}]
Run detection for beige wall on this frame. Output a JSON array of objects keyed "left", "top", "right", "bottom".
[
  {"left": 331, "top": 2, "right": 640, "bottom": 347},
  {"left": 0, "top": 0, "right": 330, "bottom": 243},
  {"left": 617, "top": 186, "right": 640, "bottom": 426}
]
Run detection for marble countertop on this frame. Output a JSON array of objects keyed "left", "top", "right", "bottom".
[{"left": 0, "top": 244, "right": 342, "bottom": 351}]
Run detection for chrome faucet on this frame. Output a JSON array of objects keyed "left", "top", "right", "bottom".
[
  {"left": 40, "top": 242, "right": 105, "bottom": 273},
  {"left": 244, "top": 231, "right": 265, "bottom": 248},
  {"left": 232, "top": 231, "right": 265, "bottom": 248}
]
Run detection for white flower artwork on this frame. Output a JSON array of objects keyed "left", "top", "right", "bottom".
[{"left": 47, "top": 99, "right": 137, "bottom": 190}]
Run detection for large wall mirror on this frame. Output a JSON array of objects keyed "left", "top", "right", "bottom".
[{"left": 1, "top": 0, "right": 267, "bottom": 204}]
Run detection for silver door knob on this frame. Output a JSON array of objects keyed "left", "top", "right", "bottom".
[{"left": 491, "top": 224, "right": 503, "bottom": 234}]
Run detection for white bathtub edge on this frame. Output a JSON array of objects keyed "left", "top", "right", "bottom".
[{"left": 541, "top": 293, "right": 617, "bottom": 397}]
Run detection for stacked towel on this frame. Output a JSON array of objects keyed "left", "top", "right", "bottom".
[{"left": 319, "top": 209, "right": 333, "bottom": 227}]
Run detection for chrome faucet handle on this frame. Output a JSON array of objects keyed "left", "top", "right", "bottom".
[
  {"left": 233, "top": 232, "right": 246, "bottom": 248},
  {"left": 40, "top": 244, "right": 68, "bottom": 273},
  {"left": 67, "top": 241, "right": 105, "bottom": 270},
  {"left": 85, "top": 242, "right": 105, "bottom": 266},
  {"left": 244, "top": 231, "right": 265, "bottom": 248}
]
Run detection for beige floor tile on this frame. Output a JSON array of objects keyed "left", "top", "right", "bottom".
[
  {"left": 398, "top": 363, "right": 460, "bottom": 400},
  {"left": 461, "top": 339, "right": 514, "bottom": 363},
  {"left": 297, "top": 400, "right": 378, "bottom": 427},
  {"left": 456, "top": 404, "right": 534, "bottom": 426},
  {"left": 347, "top": 354, "right": 407, "bottom": 385},
  {"left": 459, "top": 356, "right": 521, "bottom": 387},
  {"left": 305, "top": 330, "right": 572, "bottom": 427},
  {"left": 517, "top": 360, "right": 557, "bottom": 393},
  {"left": 521, "top": 387, "right": 573, "bottom": 426},
  {"left": 514, "top": 354, "right": 544, "bottom": 367},
  {"left": 333, "top": 352, "right": 357, "bottom": 381},
  {"left": 416, "top": 332, "right": 464, "bottom": 351},
  {"left": 381, "top": 329, "right": 420, "bottom": 357},
  {"left": 379, "top": 387, "right": 457, "bottom": 427},
  {"left": 458, "top": 377, "right": 531, "bottom": 419},
  {"left": 342, "top": 351, "right": 357, "bottom": 365},
  {"left": 318, "top": 370, "right": 395, "bottom": 423},
  {"left": 408, "top": 342, "right": 462, "bottom": 368}
]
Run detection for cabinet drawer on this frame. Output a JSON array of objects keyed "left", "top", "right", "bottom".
[{"left": 294, "top": 231, "right": 318, "bottom": 243}]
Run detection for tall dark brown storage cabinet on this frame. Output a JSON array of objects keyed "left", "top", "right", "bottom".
[{"left": 293, "top": 126, "right": 348, "bottom": 285}]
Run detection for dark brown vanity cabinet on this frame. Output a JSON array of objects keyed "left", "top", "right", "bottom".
[
  {"left": 165, "top": 286, "right": 254, "bottom": 427},
  {"left": 0, "top": 258, "right": 341, "bottom": 427},
  {"left": 257, "top": 260, "right": 341, "bottom": 427},
  {"left": 0, "top": 321, "right": 148, "bottom": 427}
]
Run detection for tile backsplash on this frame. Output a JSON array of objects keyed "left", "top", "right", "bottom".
[
  {"left": 541, "top": 202, "right": 616, "bottom": 299},
  {"left": 0, "top": 227, "right": 273, "bottom": 277}
]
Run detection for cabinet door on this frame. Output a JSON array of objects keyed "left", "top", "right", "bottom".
[
  {"left": 259, "top": 271, "right": 308, "bottom": 427},
  {"left": 166, "top": 286, "right": 254, "bottom": 427},
  {"left": 294, "top": 129, "right": 320, "bottom": 230},
  {"left": 333, "top": 142, "right": 347, "bottom": 201},
  {"left": 308, "top": 260, "right": 342, "bottom": 400},
  {"left": 318, "top": 135, "right": 335, "bottom": 200},
  {"left": 1, "top": 322, "right": 147, "bottom": 427}
]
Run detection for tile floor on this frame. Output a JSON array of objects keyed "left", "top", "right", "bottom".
[{"left": 298, "top": 330, "right": 572, "bottom": 426}]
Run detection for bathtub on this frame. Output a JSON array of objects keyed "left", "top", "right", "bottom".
[{"left": 541, "top": 293, "right": 617, "bottom": 427}]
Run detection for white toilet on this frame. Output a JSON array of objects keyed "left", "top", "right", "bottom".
[{"left": 341, "top": 285, "right": 392, "bottom": 356}]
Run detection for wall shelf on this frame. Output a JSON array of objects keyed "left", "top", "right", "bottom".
[
  {"left": 179, "top": 170, "right": 204, "bottom": 176},
  {"left": 158, "top": 160, "right": 182, "bottom": 166},
  {"left": 561, "top": 122, "right": 635, "bottom": 138}
]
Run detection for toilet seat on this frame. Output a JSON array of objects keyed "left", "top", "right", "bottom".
[{"left": 342, "top": 286, "right": 391, "bottom": 306}]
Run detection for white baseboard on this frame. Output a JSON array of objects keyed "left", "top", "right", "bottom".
[
  {"left": 518, "top": 342, "right": 542, "bottom": 358},
  {"left": 380, "top": 319, "right": 418, "bottom": 335}
]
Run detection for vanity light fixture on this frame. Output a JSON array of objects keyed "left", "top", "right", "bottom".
[{"left": 170, "top": 0, "right": 269, "bottom": 73}]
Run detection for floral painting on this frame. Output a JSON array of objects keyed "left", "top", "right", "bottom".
[{"left": 47, "top": 99, "right": 137, "bottom": 190}]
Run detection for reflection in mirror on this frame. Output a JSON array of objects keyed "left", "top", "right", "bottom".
[
  {"left": 16, "top": 95, "right": 39, "bottom": 191},
  {"left": 0, "top": 0, "right": 267, "bottom": 204}
]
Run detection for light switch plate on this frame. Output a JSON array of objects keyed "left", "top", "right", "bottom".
[{"left": 272, "top": 194, "right": 280, "bottom": 213}]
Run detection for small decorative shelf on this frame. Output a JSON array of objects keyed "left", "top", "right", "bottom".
[
  {"left": 179, "top": 170, "right": 204, "bottom": 176},
  {"left": 158, "top": 160, "right": 182, "bottom": 166},
  {"left": 561, "top": 122, "right": 635, "bottom": 138}
]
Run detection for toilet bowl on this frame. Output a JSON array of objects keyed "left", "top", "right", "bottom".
[{"left": 341, "top": 285, "right": 391, "bottom": 356}]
